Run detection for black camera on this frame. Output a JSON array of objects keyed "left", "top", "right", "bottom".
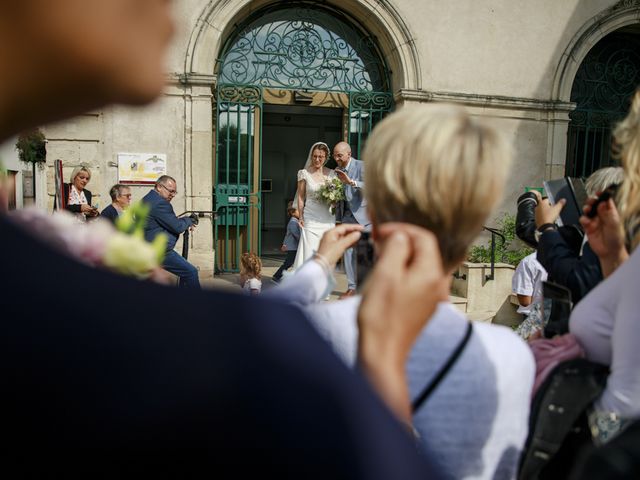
[
  {"left": 355, "top": 230, "right": 375, "bottom": 290},
  {"left": 189, "top": 212, "right": 199, "bottom": 226}
]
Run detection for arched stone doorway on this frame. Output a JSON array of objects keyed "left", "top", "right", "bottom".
[
  {"left": 566, "top": 28, "right": 640, "bottom": 177},
  {"left": 213, "top": 3, "right": 393, "bottom": 272},
  {"left": 551, "top": 0, "right": 640, "bottom": 179}
]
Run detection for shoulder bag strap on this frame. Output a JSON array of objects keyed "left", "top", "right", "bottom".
[{"left": 411, "top": 321, "right": 473, "bottom": 413}]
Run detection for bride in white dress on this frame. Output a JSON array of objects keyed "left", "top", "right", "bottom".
[{"left": 292, "top": 142, "right": 337, "bottom": 270}]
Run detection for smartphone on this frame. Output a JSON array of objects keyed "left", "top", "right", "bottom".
[
  {"left": 543, "top": 177, "right": 587, "bottom": 227},
  {"left": 586, "top": 184, "right": 619, "bottom": 219},
  {"left": 542, "top": 281, "right": 573, "bottom": 337},
  {"left": 355, "top": 230, "right": 375, "bottom": 291}
]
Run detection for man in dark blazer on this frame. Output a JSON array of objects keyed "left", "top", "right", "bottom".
[{"left": 142, "top": 175, "right": 199, "bottom": 288}]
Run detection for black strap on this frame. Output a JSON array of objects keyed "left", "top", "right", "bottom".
[{"left": 411, "top": 322, "right": 473, "bottom": 413}]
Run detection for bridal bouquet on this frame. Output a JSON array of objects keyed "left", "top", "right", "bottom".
[{"left": 316, "top": 177, "right": 346, "bottom": 215}]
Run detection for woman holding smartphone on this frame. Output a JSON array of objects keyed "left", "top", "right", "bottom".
[{"left": 60, "top": 166, "right": 99, "bottom": 222}]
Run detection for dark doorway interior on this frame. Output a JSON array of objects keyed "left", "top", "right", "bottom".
[{"left": 261, "top": 104, "right": 342, "bottom": 255}]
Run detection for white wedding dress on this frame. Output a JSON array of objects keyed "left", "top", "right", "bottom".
[{"left": 292, "top": 168, "right": 337, "bottom": 271}]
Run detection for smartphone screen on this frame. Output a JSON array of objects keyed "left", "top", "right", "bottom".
[{"left": 355, "top": 231, "right": 375, "bottom": 291}]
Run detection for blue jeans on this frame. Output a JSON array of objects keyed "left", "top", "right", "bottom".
[{"left": 163, "top": 250, "right": 200, "bottom": 288}]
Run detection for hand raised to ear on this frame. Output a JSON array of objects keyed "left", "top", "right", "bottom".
[
  {"left": 580, "top": 197, "right": 628, "bottom": 277},
  {"left": 316, "top": 223, "right": 364, "bottom": 268},
  {"left": 357, "top": 223, "right": 449, "bottom": 424}
]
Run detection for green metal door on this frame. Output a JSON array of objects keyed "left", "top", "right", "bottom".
[{"left": 215, "top": 85, "right": 262, "bottom": 273}]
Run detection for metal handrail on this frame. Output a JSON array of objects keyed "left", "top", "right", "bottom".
[
  {"left": 177, "top": 211, "right": 218, "bottom": 260},
  {"left": 482, "top": 226, "right": 506, "bottom": 282}
]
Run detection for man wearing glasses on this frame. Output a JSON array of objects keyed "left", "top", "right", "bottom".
[
  {"left": 143, "top": 175, "right": 200, "bottom": 288},
  {"left": 100, "top": 184, "right": 132, "bottom": 224}
]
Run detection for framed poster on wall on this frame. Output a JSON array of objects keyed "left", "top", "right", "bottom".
[{"left": 117, "top": 152, "right": 167, "bottom": 184}]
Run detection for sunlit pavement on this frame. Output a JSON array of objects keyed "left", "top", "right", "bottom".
[{"left": 201, "top": 260, "right": 349, "bottom": 301}]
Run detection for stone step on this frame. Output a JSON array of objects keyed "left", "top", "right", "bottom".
[{"left": 466, "top": 311, "right": 495, "bottom": 323}]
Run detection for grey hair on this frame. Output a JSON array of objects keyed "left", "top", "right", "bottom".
[
  {"left": 109, "top": 184, "right": 130, "bottom": 201},
  {"left": 155, "top": 175, "right": 175, "bottom": 187},
  {"left": 585, "top": 166, "right": 624, "bottom": 197}
]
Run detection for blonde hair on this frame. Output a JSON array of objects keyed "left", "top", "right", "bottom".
[
  {"left": 585, "top": 166, "right": 624, "bottom": 197},
  {"left": 364, "top": 104, "right": 512, "bottom": 270},
  {"left": 240, "top": 252, "right": 262, "bottom": 278},
  {"left": 615, "top": 89, "right": 640, "bottom": 250},
  {"left": 69, "top": 165, "right": 91, "bottom": 184}
]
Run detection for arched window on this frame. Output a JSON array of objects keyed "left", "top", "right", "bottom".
[
  {"left": 218, "top": 4, "right": 389, "bottom": 93},
  {"left": 566, "top": 30, "right": 640, "bottom": 178}
]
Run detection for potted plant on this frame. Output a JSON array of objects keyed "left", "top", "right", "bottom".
[{"left": 15, "top": 127, "right": 47, "bottom": 203}]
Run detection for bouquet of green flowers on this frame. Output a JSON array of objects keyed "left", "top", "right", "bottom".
[{"left": 316, "top": 177, "right": 346, "bottom": 215}]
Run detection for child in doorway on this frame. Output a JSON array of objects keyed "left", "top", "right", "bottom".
[
  {"left": 272, "top": 204, "right": 301, "bottom": 282},
  {"left": 240, "top": 252, "right": 262, "bottom": 295}
]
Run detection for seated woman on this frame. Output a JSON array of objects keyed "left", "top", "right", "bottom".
[
  {"left": 272, "top": 104, "right": 535, "bottom": 480},
  {"left": 56, "top": 166, "right": 99, "bottom": 222},
  {"left": 100, "top": 184, "right": 131, "bottom": 224},
  {"left": 570, "top": 88, "right": 640, "bottom": 444}
]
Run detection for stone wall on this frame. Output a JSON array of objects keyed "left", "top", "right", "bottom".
[{"left": 40, "top": 0, "right": 636, "bottom": 273}]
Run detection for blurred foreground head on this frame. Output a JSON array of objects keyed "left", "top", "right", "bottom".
[
  {"left": 0, "top": 0, "right": 174, "bottom": 141},
  {"left": 363, "top": 104, "right": 512, "bottom": 270},
  {"left": 615, "top": 89, "right": 640, "bottom": 249}
]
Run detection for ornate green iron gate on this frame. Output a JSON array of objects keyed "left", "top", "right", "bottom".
[
  {"left": 215, "top": 85, "right": 262, "bottom": 273},
  {"left": 349, "top": 92, "right": 394, "bottom": 159},
  {"left": 566, "top": 32, "right": 640, "bottom": 178},
  {"left": 214, "top": 3, "right": 392, "bottom": 272}
]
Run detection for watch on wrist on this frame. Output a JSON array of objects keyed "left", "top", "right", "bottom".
[{"left": 534, "top": 223, "right": 557, "bottom": 242}]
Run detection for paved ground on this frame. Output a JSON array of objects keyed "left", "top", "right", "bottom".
[{"left": 201, "top": 256, "right": 350, "bottom": 301}]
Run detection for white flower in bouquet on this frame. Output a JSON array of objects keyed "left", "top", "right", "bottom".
[{"left": 103, "top": 231, "right": 164, "bottom": 279}]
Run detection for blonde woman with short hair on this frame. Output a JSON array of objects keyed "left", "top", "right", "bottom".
[
  {"left": 273, "top": 104, "right": 535, "bottom": 480},
  {"left": 55, "top": 165, "right": 99, "bottom": 221}
]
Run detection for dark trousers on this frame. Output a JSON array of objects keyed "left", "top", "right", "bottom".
[
  {"left": 163, "top": 250, "right": 201, "bottom": 288},
  {"left": 273, "top": 250, "right": 297, "bottom": 281}
]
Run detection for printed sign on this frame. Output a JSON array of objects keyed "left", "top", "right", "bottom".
[{"left": 117, "top": 153, "right": 167, "bottom": 184}]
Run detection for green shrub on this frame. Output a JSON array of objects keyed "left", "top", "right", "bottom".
[
  {"left": 16, "top": 128, "right": 47, "bottom": 164},
  {"left": 467, "top": 213, "right": 533, "bottom": 267}
]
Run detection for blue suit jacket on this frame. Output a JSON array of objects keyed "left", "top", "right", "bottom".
[
  {"left": 340, "top": 158, "right": 370, "bottom": 226},
  {"left": 0, "top": 214, "right": 443, "bottom": 478},
  {"left": 142, "top": 189, "right": 193, "bottom": 251}
]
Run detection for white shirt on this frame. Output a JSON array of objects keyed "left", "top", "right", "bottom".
[
  {"left": 270, "top": 261, "right": 535, "bottom": 480},
  {"left": 570, "top": 245, "right": 640, "bottom": 418},
  {"left": 243, "top": 277, "right": 262, "bottom": 294},
  {"left": 512, "top": 253, "right": 547, "bottom": 315}
]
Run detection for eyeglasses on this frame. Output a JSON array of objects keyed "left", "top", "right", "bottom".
[
  {"left": 159, "top": 183, "right": 177, "bottom": 195},
  {"left": 119, "top": 193, "right": 132, "bottom": 198}
]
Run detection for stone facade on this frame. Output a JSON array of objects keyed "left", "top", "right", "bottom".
[{"left": 39, "top": 0, "right": 639, "bottom": 274}]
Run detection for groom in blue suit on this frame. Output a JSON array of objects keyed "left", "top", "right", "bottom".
[{"left": 334, "top": 142, "right": 371, "bottom": 298}]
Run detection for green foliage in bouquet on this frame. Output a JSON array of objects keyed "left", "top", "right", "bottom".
[
  {"left": 16, "top": 128, "right": 47, "bottom": 164},
  {"left": 115, "top": 201, "right": 167, "bottom": 265},
  {"left": 468, "top": 213, "right": 533, "bottom": 267}
]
